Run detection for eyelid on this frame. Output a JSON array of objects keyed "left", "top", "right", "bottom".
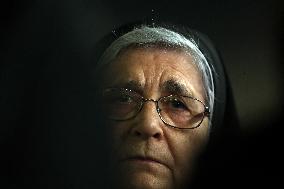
[
  {"left": 161, "top": 90, "right": 194, "bottom": 98},
  {"left": 118, "top": 88, "right": 144, "bottom": 99},
  {"left": 103, "top": 87, "right": 197, "bottom": 103},
  {"left": 162, "top": 94, "right": 193, "bottom": 101}
]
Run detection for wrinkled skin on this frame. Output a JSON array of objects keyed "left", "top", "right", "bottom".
[{"left": 101, "top": 48, "right": 210, "bottom": 189}]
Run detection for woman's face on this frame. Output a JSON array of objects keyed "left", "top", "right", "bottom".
[{"left": 101, "top": 47, "right": 210, "bottom": 189}]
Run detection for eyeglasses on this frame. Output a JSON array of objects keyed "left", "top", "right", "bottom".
[{"left": 101, "top": 88, "right": 210, "bottom": 129}]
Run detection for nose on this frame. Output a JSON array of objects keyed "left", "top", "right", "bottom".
[{"left": 130, "top": 100, "right": 164, "bottom": 140}]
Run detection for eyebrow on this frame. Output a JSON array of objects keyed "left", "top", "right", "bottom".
[{"left": 162, "top": 79, "right": 192, "bottom": 96}]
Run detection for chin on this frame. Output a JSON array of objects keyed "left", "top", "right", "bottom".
[{"left": 115, "top": 171, "right": 174, "bottom": 189}]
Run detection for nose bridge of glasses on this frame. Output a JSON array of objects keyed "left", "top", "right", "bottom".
[{"left": 142, "top": 98, "right": 160, "bottom": 112}]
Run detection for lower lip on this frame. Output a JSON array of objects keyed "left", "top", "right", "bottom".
[{"left": 119, "top": 158, "right": 170, "bottom": 174}]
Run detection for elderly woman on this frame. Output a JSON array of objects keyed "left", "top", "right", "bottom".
[{"left": 93, "top": 22, "right": 239, "bottom": 189}]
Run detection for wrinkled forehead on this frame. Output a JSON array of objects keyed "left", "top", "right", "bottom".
[
  {"left": 99, "top": 44, "right": 198, "bottom": 74},
  {"left": 103, "top": 45, "right": 199, "bottom": 77},
  {"left": 100, "top": 46, "right": 206, "bottom": 100}
]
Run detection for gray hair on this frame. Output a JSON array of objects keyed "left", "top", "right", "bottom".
[{"left": 96, "top": 26, "right": 215, "bottom": 126}]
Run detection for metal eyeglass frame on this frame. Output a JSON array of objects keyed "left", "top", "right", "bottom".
[{"left": 102, "top": 88, "right": 210, "bottom": 130}]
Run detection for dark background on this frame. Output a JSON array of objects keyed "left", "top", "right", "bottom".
[{"left": 1, "top": 0, "right": 283, "bottom": 188}]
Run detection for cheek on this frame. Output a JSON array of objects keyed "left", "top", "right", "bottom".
[
  {"left": 169, "top": 127, "right": 209, "bottom": 179},
  {"left": 177, "top": 132, "right": 207, "bottom": 158}
]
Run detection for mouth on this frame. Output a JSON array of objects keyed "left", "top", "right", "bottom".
[
  {"left": 127, "top": 156, "right": 162, "bottom": 164},
  {"left": 121, "top": 156, "right": 170, "bottom": 170}
]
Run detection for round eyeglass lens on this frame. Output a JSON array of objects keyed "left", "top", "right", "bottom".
[
  {"left": 102, "top": 88, "right": 142, "bottom": 120},
  {"left": 158, "top": 95, "right": 206, "bottom": 128}
]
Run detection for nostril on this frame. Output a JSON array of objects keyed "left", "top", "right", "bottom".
[
  {"left": 132, "top": 128, "right": 161, "bottom": 139},
  {"left": 153, "top": 133, "right": 161, "bottom": 139}
]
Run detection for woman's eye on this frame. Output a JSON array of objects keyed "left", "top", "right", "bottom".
[
  {"left": 170, "top": 99, "right": 187, "bottom": 110},
  {"left": 116, "top": 95, "right": 133, "bottom": 103}
]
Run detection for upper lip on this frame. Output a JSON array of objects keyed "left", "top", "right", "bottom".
[{"left": 128, "top": 156, "right": 161, "bottom": 163}]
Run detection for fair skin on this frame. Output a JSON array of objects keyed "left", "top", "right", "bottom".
[{"left": 101, "top": 47, "right": 210, "bottom": 189}]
